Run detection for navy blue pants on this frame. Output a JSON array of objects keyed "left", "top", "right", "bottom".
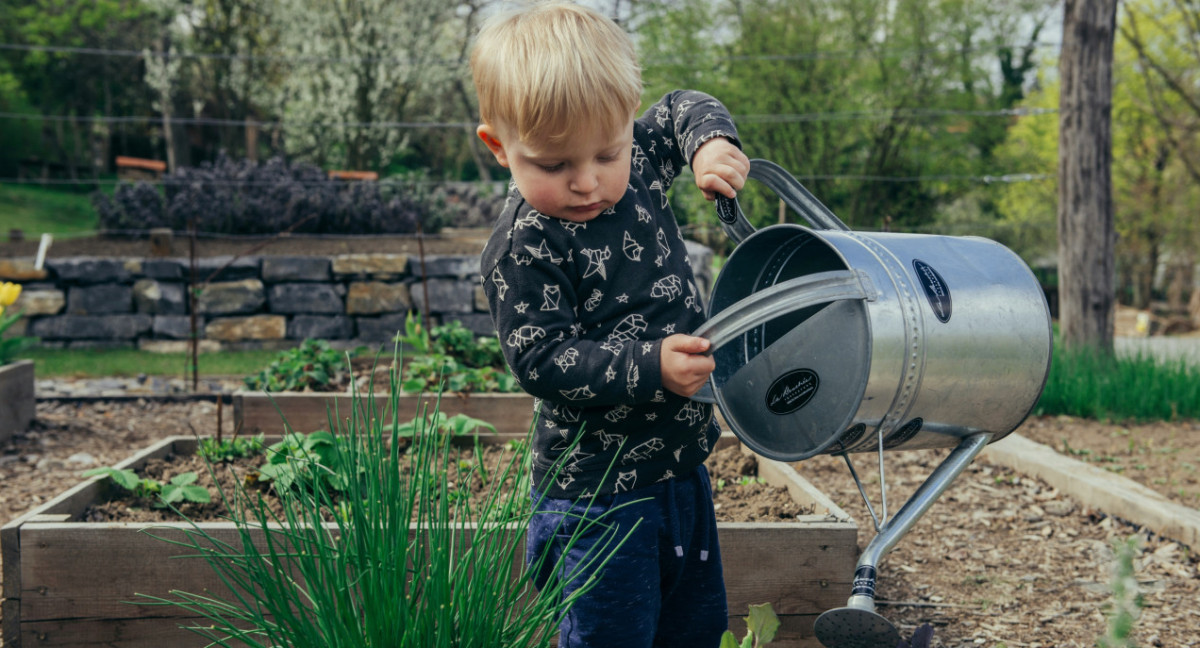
[{"left": 525, "top": 465, "right": 728, "bottom": 648}]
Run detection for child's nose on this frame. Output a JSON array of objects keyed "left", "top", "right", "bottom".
[{"left": 569, "top": 168, "right": 600, "bottom": 194}]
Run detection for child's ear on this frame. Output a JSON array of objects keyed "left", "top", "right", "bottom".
[{"left": 477, "top": 124, "right": 509, "bottom": 167}]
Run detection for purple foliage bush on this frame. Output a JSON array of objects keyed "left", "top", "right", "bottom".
[{"left": 93, "top": 154, "right": 424, "bottom": 236}]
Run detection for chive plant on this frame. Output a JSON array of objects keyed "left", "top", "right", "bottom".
[{"left": 142, "top": 350, "right": 635, "bottom": 647}]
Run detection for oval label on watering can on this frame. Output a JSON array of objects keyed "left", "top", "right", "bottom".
[
  {"left": 715, "top": 195, "right": 739, "bottom": 225},
  {"left": 884, "top": 417, "right": 924, "bottom": 449},
  {"left": 765, "top": 369, "right": 819, "bottom": 414},
  {"left": 912, "top": 259, "right": 952, "bottom": 323}
]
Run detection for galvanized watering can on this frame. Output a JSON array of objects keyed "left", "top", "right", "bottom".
[{"left": 691, "top": 160, "right": 1052, "bottom": 648}]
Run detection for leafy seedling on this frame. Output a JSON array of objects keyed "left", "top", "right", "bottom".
[{"left": 719, "top": 602, "right": 779, "bottom": 648}]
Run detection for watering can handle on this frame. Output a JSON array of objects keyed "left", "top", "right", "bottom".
[
  {"left": 715, "top": 159, "right": 850, "bottom": 243},
  {"left": 691, "top": 269, "right": 874, "bottom": 354}
]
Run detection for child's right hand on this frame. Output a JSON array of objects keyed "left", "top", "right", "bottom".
[
  {"left": 660, "top": 334, "right": 716, "bottom": 398},
  {"left": 692, "top": 137, "right": 749, "bottom": 201}
]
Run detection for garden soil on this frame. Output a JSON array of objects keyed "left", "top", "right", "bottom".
[{"left": 2, "top": 400, "right": 1199, "bottom": 647}]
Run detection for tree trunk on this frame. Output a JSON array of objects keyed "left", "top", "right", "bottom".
[
  {"left": 246, "top": 119, "right": 259, "bottom": 163},
  {"left": 156, "top": 37, "right": 177, "bottom": 174},
  {"left": 1057, "top": 0, "right": 1118, "bottom": 352}
]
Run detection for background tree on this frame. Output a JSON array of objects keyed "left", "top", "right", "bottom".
[
  {"left": 634, "top": 0, "right": 1056, "bottom": 238},
  {"left": 0, "top": 0, "right": 159, "bottom": 178},
  {"left": 1119, "top": 0, "right": 1200, "bottom": 316},
  {"left": 1057, "top": 0, "right": 1118, "bottom": 351},
  {"left": 994, "top": 1, "right": 1200, "bottom": 320},
  {"left": 268, "top": 0, "right": 461, "bottom": 171},
  {"left": 177, "top": 0, "right": 284, "bottom": 163}
]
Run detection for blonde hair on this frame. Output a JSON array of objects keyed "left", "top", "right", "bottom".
[{"left": 470, "top": 1, "right": 642, "bottom": 144}]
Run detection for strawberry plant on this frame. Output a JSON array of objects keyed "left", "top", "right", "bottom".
[
  {"left": 82, "top": 466, "right": 211, "bottom": 508},
  {"left": 197, "top": 434, "right": 266, "bottom": 463},
  {"left": 395, "top": 314, "right": 519, "bottom": 393},
  {"left": 243, "top": 339, "right": 367, "bottom": 392},
  {"left": 256, "top": 430, "right": 353, "bottom": 493}
]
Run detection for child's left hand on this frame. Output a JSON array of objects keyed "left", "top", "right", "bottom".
[{"left": 692, "top": 137, "right": 749, "bottom": 201}]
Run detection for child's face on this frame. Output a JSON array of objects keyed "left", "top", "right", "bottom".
[{"left": 478, "top": 115, "right": 634, "bottom": 223}]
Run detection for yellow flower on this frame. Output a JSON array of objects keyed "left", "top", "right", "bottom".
[{"left": 0, "top": 282, "right": 21, "bottom": 308}]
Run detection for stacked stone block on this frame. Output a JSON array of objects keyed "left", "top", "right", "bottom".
[{"left": 0, "top": 243, "right": 716, "bottom": 351}]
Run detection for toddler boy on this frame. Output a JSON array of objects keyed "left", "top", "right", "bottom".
[{"left": 472, "top": 2, "right": 749, "bottom": 646}]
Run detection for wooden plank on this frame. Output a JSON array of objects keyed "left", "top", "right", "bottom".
[
  {"left": 983, "top": 433, "right": 1200, "bottom": 549},
  {"left": 2, "top": 597, "right": 19, "bottom": 648},
  {"left": 327, "top": 170, "right": 378, "bottom": 181},
  {"left": 719, "top": 524, "right": 855, "bottom": 618},
  {"left": 17, "top": 600, "right": 827, "bottom": 647},
  {"left": 20, "top": 616, "right": 219, "bottom": 648},
  {"left": 3, "top": 476, "right": 115, "bottom": 602},
  {"left": 233, "top": 391, "right": 538, "bottom": 437},
  {"left": 18, "top": 521, "right": 855, "bottom": 623},
  {"left": 19, "top": 523, "right": 257, "bottom": 621},
  {"left": 0, "top": 359, "right": 35, "bottom": 444},
  {"left": 114, "top": 156, "right": 166, "bottom": 172}
]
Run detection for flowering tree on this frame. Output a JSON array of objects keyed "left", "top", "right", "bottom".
[{"left": 271, "top": 0, "right": 466, "bottom": 171}]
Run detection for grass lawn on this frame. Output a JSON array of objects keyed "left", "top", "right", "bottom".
[
  {"left": 0, "top": 184, "right": 100, "bottom": 238},
  {"left": 23, "top": 348, "right": 279, "bottom": 379}
]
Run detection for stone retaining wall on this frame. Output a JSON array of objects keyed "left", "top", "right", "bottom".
[{"left": 0, "top": 243, "right": 714, "bottom": 351}]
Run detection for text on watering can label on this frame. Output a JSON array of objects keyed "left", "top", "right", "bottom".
[
  {"left": 912, "top": 259, "right": 952, "bottom": 323},
  {"left": 765, "top": 368, "right": 819, "bottom": 415}
]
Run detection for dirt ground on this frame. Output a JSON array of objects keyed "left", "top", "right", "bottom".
[
  {"left": 71, "top": 425, "right": 807, "bottom": 526},
  {"left": 2, "top": 400, "right": 1198, "bottom": 647}
]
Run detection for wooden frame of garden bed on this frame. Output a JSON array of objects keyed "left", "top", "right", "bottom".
[
  {"left": 4, "top": 433, "right": 857, "bottom": 648},
  {"left": 233, "top": 390, "right": 538, "bottom": 437},
  {"left": 0, "top": 359, "right": 35, "bottom": 445}
]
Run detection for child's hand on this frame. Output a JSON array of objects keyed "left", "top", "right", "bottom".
[
  {"left": 692, "top": 137, "right": 749, "bottom": 201},
  {"left": 660, "top": 334, "right": 716, "bottom": 398}
]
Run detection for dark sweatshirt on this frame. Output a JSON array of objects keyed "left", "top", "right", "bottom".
[{"left": 480, "top": 90, "right": 740, "bottom": 499}]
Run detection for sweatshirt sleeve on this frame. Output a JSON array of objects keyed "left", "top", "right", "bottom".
[{"left": 637, "top": 89, "right": 742, "bottom": 192}]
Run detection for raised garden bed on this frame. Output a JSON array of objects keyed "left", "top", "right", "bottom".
[
  {"left": 0, "top": 360, "right": 35, "bottom": 445},
  {"left": 2, "top": 433, "right": 856, "bottom": 647}
]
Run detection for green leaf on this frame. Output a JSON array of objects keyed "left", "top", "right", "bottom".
[
  {"left": 444, "top": 413, "right": 496, "bottom": 436},
  {"left": 169, "top": 472, "right": 199, "bottom": 487},
  {"left": 180, "top": 485, "right": 212, "bottom": 503},
  {"left": 718, "top": 631, "right": 740, "bottom": 648},
  {"left": 744, "top": 603, "right": 780, "bottom": 645},
  {"left": 83, "top": 466, "right": 140, "bottom": 491},
  {"left": 304, "top": 430, "right": 336, "bottom": 449}
]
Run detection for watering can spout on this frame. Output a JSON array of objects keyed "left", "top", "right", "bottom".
[{"left": 813, "top": 432, "right": 992, "bottom": 648}]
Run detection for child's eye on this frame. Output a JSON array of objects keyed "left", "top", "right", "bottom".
[
  {"left": 598, "top": 154, "right": 618, "bottom": 163},
  {"left": 538, "top": 163, "right": 564, "bottom": 173}
]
